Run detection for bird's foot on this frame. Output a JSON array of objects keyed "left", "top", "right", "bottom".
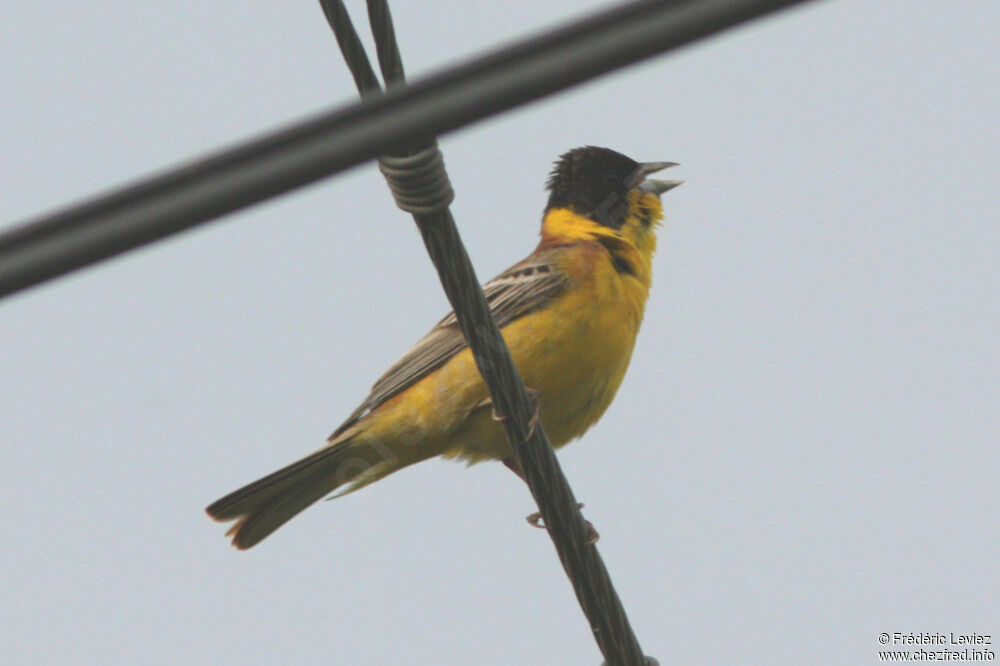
[
  {"left": 491, "top": 388, "right": 542, "bottom": 440},
  {"left": 523, "top": 388, "right": 542, "bottom": 440},
  {"left": 526, "top": 503, "right": 600, "bottom": 544}
]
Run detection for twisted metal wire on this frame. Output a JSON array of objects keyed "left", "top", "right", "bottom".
[{"left": 323, "top": 2, "right": 652, "bottom": 663}]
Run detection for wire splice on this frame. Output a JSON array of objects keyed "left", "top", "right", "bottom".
[{"left": 377, "top": 144, "right": 454, "bottom": 214}]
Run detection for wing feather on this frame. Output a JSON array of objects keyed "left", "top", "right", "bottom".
[{"left": 329, "top": 253, "right": 566, "bottom": 439}]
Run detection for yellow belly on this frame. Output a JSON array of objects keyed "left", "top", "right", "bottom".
[
  {"left": 441, "top": 258, "right": 648, "bottom": 462},
  {"left": 331, "top": 205, "right": 660, "bottom": 492}
]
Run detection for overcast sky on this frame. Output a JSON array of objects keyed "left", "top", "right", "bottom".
[{"left": 2, "top": 1, "right": 998, "bottom": 665}]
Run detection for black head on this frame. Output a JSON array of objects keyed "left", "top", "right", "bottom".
[{"left": 545, "top": 146, "right": 641, "bottom": 229}]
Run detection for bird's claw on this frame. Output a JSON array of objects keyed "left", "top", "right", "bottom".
[
  {"left": 523, "top": 388, "right": 542, "bottom": 440},
  {"left": 525, "top": 503, "right": 600, "bottom": 543},
  {"left": 493, "top": 388, "right": 543, "bottom": 441}
]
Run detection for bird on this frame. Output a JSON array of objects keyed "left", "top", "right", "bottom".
[{"left": 206, "top": 146, "right": 681, "bottom": 549}]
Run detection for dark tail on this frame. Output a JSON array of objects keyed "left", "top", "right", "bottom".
[{"left": 206, "top": 435, "right": 398, "bottom": 549}]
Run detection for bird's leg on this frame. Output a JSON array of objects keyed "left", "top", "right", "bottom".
[
  {"left": 504, "top": 460, "right": 599, "bottom": 543},
  {"left": 499, "top": 389, "right": 599, "bottom": 543},
  {"left": 502, "top": 456, "right": 527, "bottom": 482}
]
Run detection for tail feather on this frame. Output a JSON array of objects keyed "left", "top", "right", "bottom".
[{"left": 207, "top": 435, "right": 393, "bottom": 549}]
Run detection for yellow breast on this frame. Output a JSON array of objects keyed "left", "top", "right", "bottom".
[{"left": 444, "top": 202, "right": 659, "bottom": 462}]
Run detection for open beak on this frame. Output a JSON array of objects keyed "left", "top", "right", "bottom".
[{"left": 635, "top": 161, "right": 683, "bottom": 195}]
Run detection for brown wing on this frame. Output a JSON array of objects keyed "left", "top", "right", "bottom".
[{"left": 328, "top": 252, "right": 567, "bottom": 439}]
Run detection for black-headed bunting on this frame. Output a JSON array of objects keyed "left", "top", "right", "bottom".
[{"left": 207, "top": 146, "right": 681, "bottom": 549}]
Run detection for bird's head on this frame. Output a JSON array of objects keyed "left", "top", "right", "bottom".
[{"left": 545, "top": 146, "right": 682, "bottom": 231}]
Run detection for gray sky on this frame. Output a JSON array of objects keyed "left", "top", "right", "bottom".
[{"left": 3, "top": 1, "right": 998, "bottom": 664}]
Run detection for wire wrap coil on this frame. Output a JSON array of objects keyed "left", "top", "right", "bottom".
[{"left": 377, "top": 144, "right": 454, "bottom": 214}]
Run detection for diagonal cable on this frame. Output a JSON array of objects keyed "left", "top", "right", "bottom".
[
  {"left": 365, "top": 0, "right": 405, "bottom": 85},
  {"left": 326, "top": 2, "right": 652, "bottom": 663},
  {"left": 319, "top": 0, "right": 381, "bottom": 96}
]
